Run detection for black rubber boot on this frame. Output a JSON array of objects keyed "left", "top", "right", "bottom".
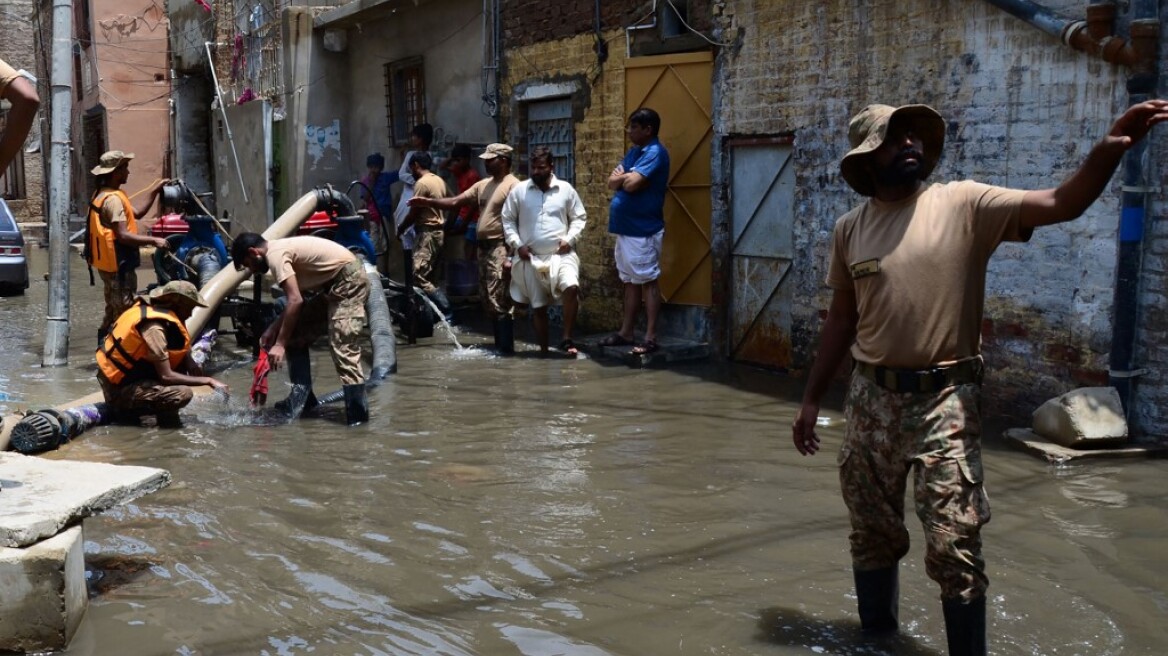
[
  {"left": 343, "top": 384, "right": 369, "bottom": 426},
  {"left": 942, "top": 596, "right": 986, "bottom": 656},
  {"left": 495, "top": 316, "right": 515, "bottom": 355},
  {"left": 155, "top": 411, "right": 183, "bottom": 429},
  {"left": 853, "top": 566, "right": 899, "bottom": 634},
  {"left": 426, "top": 288, "right": 455, "bottom": 324},
  {"left": 274, "top": 349, "right": 318, "bottom": 418}
]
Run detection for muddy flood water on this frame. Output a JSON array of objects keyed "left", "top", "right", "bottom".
[{"left": 2, "top": 249, "right": 1167, "bottom": 656}]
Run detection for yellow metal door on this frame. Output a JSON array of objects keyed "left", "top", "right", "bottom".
[{"left": 625, "top": 51, "right": 712, "bottom": 306}]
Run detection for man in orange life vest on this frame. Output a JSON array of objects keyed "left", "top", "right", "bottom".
[
  {"left": 86, "top": 150, "right": 169, "bottom": 345},
  {"left": 96, "top": 281, "right": 228, "bottom": 427}
]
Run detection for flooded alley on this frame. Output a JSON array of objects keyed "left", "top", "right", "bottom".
[{"left": 2, "top": 250, "right": 1167, "bottom": 656}]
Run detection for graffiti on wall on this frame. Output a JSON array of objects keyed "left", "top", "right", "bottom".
[{"left": 305, "top": 120, "right": 341, "bottom": 171}]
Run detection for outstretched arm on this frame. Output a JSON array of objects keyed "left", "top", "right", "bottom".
[
  {"left": 1020, "top": 99, "right": 1168, "bottom": 229},
  {"left": 792, "top": 288, "right": 858, "bottom": 456},
  {"left": 0, "top": 75, "right": 38, "bottom": 174}
]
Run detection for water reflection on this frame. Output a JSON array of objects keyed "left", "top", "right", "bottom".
[{"left": 5, "top": 249, "right": 1168, "bottom": 654}]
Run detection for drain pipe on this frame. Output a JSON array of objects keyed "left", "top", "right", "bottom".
[
  {"left": 982, "top": 0, "right": 1146, "bottom": 67},
  {"left": 1110, "top": 0, "right": 1160, "bottom": 418}
]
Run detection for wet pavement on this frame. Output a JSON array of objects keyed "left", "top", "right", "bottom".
[{"left": 2, "top": 248, "right": 1168, "bottom": 655}]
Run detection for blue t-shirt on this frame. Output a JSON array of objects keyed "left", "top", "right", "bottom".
[{"left": 608, "top": 137, "right": 670, "bottom": 237}]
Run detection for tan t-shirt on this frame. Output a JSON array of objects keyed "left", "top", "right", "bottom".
[
  {"left": 456, "top": 173, "right": 520, "bottom": 241},
  {"left": 826, "top": 181, "right": 1030, "bottom": 368},
  {"left": 264, "top": 235, "right": 356, "bottom": 292},
  {"left": 139, "top": 321, "right": 171, "bottom": 363},
  {"left": 97, "top": 187, "right": 129, "bottom": 227},
  {"left": 412, "top": 171, "right": 447, "bottom": 229},
  {"left": 0, "top": 59, "right": 20, "bottom": 98}
]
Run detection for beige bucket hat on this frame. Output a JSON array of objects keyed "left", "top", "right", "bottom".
[
  {"left": 91, "top": 150, "right": 135, "bottom": 176},
  {"left": 479, "top": 143, "right": 514, "bottom": 160},
  {"left": 149, "top": 280, "right": 209, "bottom": 308},
  {"left": 839, "top": 104, "right": 946, "bottom": 197}
]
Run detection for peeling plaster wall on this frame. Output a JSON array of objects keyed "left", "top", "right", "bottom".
[{"left": 714, "top": 0, "right": 1167, "bottom": 430}]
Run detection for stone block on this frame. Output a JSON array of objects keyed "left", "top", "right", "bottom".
[
  {"left": 0, "top": 452, "right": 170, "bottom": 548},
  {"left": 1032, "top": 387, "right": 1128, "bottom": 448},
  {"left": 0, "top": 526, "right": 87, "bottom": 652}
]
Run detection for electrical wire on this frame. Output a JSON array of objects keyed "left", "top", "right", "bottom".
[{"left": 662, "top": 0, "right": 733, "bottom": 47}]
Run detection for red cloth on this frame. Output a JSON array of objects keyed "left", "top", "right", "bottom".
[
  {"left": 195, "top": 0, "right": 211, "bottom": 11},
  {"left": 250, "top": 350, "right": 271, "bottom": 407}
]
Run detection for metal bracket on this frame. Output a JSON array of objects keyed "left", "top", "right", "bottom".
[{"left": 1108, "top": 368, "right": 1149, "bottom": 379}]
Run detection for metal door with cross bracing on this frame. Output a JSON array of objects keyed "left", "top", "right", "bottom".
[
  {"left": 729, "top": 137, "right": 796, "bottom": 368},
  {"left": 625, "top": 51, "right": 712, "bottom": 306}
]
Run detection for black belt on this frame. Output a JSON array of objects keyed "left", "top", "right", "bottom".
[{"left": 854, "top": 358, "right": 984, "bottom": 394}]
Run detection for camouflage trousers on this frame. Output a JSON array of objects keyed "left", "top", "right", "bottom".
[
  {"left": 99, "top": 374, "right": 193, "bottom": 420},
  {"left": 412, "top": 228, "right": 444, "bottom": 294},
  {"left": 838, "top": 372, "right": 991, "bottom": 602},
  {"left": 294, "top": 261, "right": 370, "bottom": 386},
  {"left": 99, "top": 268, "right": 138, "bottom": 333},
  {"left": 478, "top": 238, "right": 512, "bottom": 318}
]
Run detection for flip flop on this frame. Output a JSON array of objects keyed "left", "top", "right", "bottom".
[
  {"left": 598, "top": 333, "right": 634, "bottom": 347},
  {"left": 630, "top": 339, "right": 659, "bottom": 356},
  {"left": 558, "top": 339, "right": 580, "bottom": 357}
]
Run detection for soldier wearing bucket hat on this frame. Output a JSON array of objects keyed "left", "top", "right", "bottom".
[
  {"left": 84, "top": 149, "right": 169, "bottom": 347},
  {"left": 409, "top": 142, "right": 521, "bottom": 353},
  {"left": 791, "top": 99, "right": 1168, "bottom": 656},
  {"left": 96, "top": 280, "right": 228, "bottom": 428}
]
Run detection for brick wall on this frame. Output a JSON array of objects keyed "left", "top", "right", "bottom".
[
  {"left": 713, "top": 0, "right": 1166, "bottom": 430},
  {"left": 501, "top": 0, "right": 712, "bottom": 48},
  {"left": 0, "top": 0, "right": 47, "bottom": 224}
]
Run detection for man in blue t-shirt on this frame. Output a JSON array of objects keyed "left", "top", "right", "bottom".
[{"left": 603, "top": 108, "right": 670, "bottom": 355}]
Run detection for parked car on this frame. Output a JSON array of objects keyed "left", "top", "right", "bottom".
[{"left": 0, "top": 198, "right": 29, "bottom": 296}]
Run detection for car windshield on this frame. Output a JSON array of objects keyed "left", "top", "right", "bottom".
[{"left": 0, "top": 200, "right": 16, "bottom": 232}]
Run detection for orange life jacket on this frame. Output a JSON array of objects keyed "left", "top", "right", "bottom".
[
  {"left": 86, "top": 189, "right": 138, "bottom": 274},
  {"left": 96, "top": 299, "right": 190, "bottom": 385}
]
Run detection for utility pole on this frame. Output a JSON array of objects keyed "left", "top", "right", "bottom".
[{"left": 41, "top": 0, "right": 73, "bottom": 366}]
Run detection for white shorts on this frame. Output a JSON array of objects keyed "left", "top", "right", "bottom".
[
  {"left": 614, "top": 231, "right": 663, "bottom": 284},
  {"left": 510, "top": 252, "right": 580, "bottom": 309}
]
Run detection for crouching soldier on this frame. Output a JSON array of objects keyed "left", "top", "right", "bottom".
[
  {"left": 96, "top": 281, "right": 229, "bottom": 427},
  {"left": 232, "top": 233, "right": 371, "bottom": 425}
]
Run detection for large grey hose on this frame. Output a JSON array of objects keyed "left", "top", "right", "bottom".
[{"left": 314, "top": 261, "right": 397, "bottom": 406}]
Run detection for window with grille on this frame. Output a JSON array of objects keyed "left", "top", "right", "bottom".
[
  {"left": 385, "top": 58, "right": 426, "bottom": 146},
  {"left": 0, "top": 108, "right": 25, "bottom": 199},
  {"left": 526, "top": 98, "right": 575, "bottom": 184}
]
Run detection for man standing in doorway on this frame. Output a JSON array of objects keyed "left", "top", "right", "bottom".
[
  {"left": 0, "top": 58, "right": 39, "bottom": 175},
  {"left": 502, "top": 147, "right": 587, "bottom": 357},
  {"left": 86, "top": 150, "right": 169, "bottom": 345},
  {"left": 396, "top": 151, "right": 454, "bottom": 324},
  {"left": 232, "top": 233, "right": 371, "bottom": 425},
  {"left": 791, "top": 100, "right": 1168, "bottom": 656},
  {"left": 603, "top": 108, "right": 670, "bottom": 355},
  {"left": 409, "top": 143, "right": 521, "bottom": 353}
]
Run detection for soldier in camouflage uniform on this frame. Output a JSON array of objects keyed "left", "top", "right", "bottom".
[
  {"left": 408, "top": 143, "right": 521, "bottom": 353},
  {"left": 791, "top": 100, "right": 1168, "bottom": 656},
  {"left": 233, "top": 233, "right": 371, "bottom": 425}
]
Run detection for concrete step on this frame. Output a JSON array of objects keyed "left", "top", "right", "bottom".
[{"left": 577, "top": 333, "right": 711, "bottom": 368}]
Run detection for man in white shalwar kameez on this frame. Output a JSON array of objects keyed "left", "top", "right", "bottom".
[{"left": 501, "top": 147, "right": 587, "bottom": 356}]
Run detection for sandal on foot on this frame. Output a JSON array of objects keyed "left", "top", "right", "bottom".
[
  {"left": 631, "top": 339, "right": 659, "bottom": 355},
  {"left": 558, "top": 339, "right": 580, "bottom": 357},
  {"left": 598, "top": 333, "right": 634, "bottom": 347}
]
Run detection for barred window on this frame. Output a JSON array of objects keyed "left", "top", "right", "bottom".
[{"left": 385, "top": 57, "right": 426, "bottom": 146}]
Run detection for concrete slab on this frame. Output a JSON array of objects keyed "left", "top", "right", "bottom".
[
  {"left": 0, "top": 452, "right": 170, "bottom": 548},
  {"left": 1002, "top": 428, "right": 1168, "bottom": 464},
  {"left": 0, "top": 525, "right": 86, "bottom": 652},
  {"left": 578, "top": 334, "right": 711, "bottom": 368}
]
